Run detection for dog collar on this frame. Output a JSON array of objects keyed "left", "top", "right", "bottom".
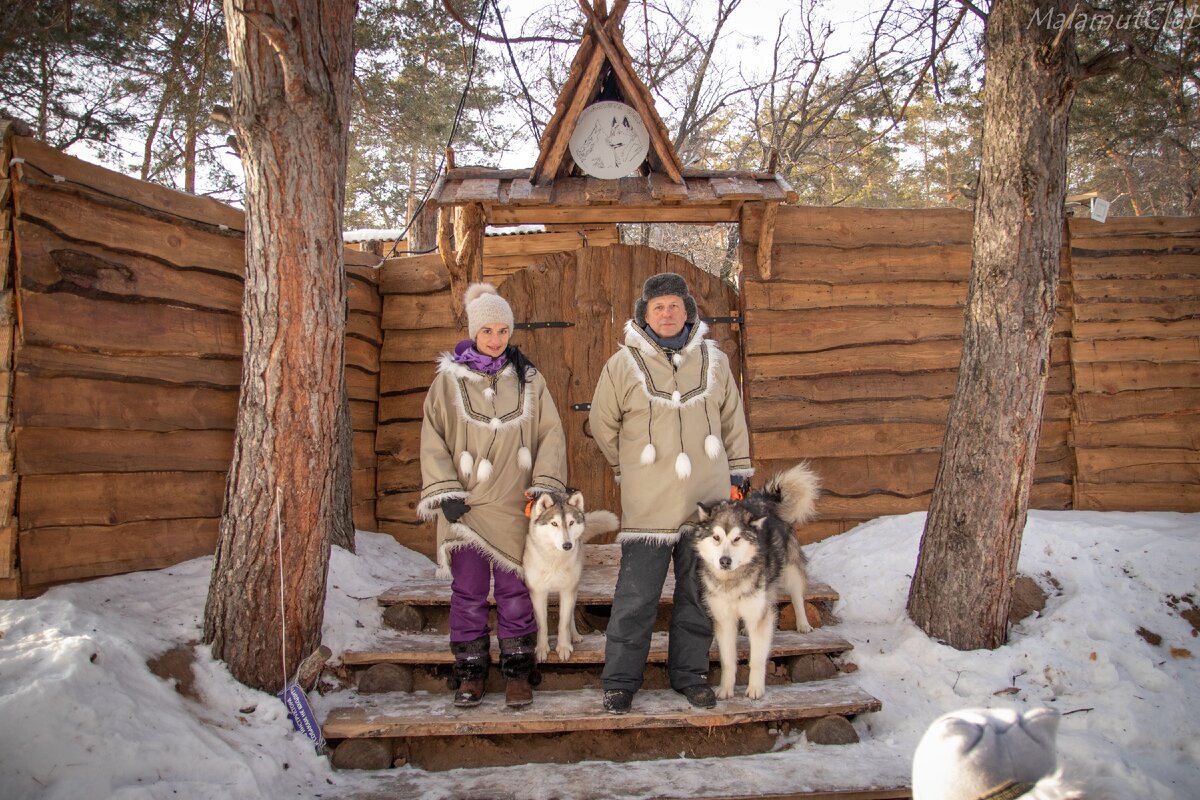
[{"left": 981, "top": 782, "right": 1035, "bottom": 800}]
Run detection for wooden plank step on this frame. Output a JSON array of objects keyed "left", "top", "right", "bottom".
[
  {"left": 344, "top": 782, "right": 909, "bottom": 800},
  {"left": 321, "top": 680, "right": 881, "bottom": 739},
  {"left": 342, "top": 628, "right": 854, "bottom": 667},
  {"left": 377, "top": 567, "right": 839, "bottom": 607}
]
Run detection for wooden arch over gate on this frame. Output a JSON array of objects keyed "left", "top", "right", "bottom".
[
  {"left": 430, "top": 0, "right": 798, "bottom": 307},
  {"left": 427, "top": 0, "right": 797, "bottom": 530}
]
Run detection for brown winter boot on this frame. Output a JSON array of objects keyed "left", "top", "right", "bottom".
[
  {"left": 449, "top": 635, "right": 490, "bottom": 708},
  {"left": 499, "top": 633, "right": 537, "bottom": 708}
]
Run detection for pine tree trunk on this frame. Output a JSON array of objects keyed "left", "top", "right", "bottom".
[
  {"left": 331, "top": 391, "right": 356, "bottom": 552},
  {"left": 907, "top": 0, "right": 1078, "bottom": 651},
  {"left": 203, "top": 0, "right": 356, "bottom": 692}
]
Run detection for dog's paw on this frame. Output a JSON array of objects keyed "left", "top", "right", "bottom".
[
  {"left": 535, "top": 643, "right": 551, "bottom": 662},
  {"left": 715, "top": 684, "right": 736, "bottom": 700},
  {"left": 794, "top": 605, "right": 813, "bottom": 632},
  {"left": 570, "top": 630, "right": 584, "bottom": 644},
  {"left": 746, "top": 683, "right": 766, "bottom": 700},
  {"left": 555, "top": 642, "right": 574, "bottom": 661}
]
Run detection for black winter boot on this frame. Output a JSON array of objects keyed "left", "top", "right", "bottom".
[
  {"left": 499, "top": 633, "right": 537, "bottom": 708},
  {"left": 449, "top": 635, "right": 491, "bottom": 707}
]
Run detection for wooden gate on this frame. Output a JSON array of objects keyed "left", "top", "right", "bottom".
[{"left": 499, "top": 244, "right": 740, "bottom": 530}]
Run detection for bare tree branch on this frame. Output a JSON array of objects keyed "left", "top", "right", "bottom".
[{"left": 440, "top": 0, "right": 577, "bottom": 45}]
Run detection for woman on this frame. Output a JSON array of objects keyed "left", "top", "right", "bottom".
[{"left": 417, "top": 283, "right": 567, "bottom": 708}]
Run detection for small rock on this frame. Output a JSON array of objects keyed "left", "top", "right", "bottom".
[
  {"left": 1009, "top": 575, "right": 1047, "bottom": 623},
  {"left": 788, "top": 654, "right": 837, "bottom": 683},
  {"left": 358, "top": 663, "right": 415, "bottom": 693},
  {"left": 805, "top": 715, "right": 859, "bottom": 745},
  {"left": 382, "top": 604, "right": 424, "bottom": 632},
  {"left": 331, "top": 738, "right": 393, "bottom": 770}
]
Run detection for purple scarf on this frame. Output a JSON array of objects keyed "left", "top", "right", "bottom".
[{"left": 454, "top": 339, "right": 508, "bottom": 374}]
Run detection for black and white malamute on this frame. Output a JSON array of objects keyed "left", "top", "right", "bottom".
[{"left": 687, "top": 463, "right": 820, "bottom": 700}]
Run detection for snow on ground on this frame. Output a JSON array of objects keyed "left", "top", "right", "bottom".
[{"left": 1, "top": 510, "right": 1196, "bottom": 799}]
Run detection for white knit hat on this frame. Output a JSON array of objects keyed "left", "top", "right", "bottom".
[
  {"left": 465, "top": 283, "right": 514, "bottom": 339},
  {"left": 912, "top": 708, "right": 1060, "bottom": 800}
]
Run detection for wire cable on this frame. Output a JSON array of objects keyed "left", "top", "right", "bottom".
[
  {"left": 490, "top": 0, "right": 542, "bottom": 145},
  {"left": 384, "top": 0, "right": 490, "bottom": 259}
]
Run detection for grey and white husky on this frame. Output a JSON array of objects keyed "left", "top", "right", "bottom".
[
  {"left": 687, "top": 463, "right": 820, "bottom": 700},
  {"left": 524, "top": 491, "right": 619, "bottom": 663}
]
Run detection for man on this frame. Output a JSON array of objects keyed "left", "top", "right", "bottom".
[{"left": 589, "top": 272, "right": 753, "bottom": 714}]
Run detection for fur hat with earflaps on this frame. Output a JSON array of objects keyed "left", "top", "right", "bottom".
[
  {"left": 634, "top": 272, "right": 698, "bottom": 327},
  {"left": 465, "top": 282, "right": 515, "bottom": 339},
  {"left": 912, "top": 707, "right": 1061, "bottom": 800}
]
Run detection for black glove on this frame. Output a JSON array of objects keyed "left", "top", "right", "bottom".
[{"left": 441, "top": 498, "right": 471, "bottom": 524}]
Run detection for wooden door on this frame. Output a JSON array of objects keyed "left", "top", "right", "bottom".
[{"left": 499, "top": 244, "right": 741, "bottom": 535}]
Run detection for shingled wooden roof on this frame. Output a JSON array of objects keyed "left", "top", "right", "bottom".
[{"left": 432, "top": 167, "right": 799, "bottom": 224}]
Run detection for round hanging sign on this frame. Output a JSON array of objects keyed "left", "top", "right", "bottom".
[{"left": 568, "top": 101, "right": 650, "bottom": 180}]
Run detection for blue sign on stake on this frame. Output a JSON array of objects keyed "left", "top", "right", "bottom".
[{"left": 280, "top": 682, "right": 326, "bottom": 752}]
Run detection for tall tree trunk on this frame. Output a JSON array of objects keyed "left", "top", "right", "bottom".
[
  {"left": 907, "top": 0, "right": 1077, "bottom": 651},
  {"left": 331, "top": 390, "right": 356, "bottom": 552},
  {"left": 203, "top": 0, "right": 356, "bottom": 692}
]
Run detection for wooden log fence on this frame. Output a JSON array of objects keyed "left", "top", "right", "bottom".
[
  {"left": 0, "top": 126, "right": 382, "bottom": 596},
  {"left": 1, "top": 124, "right": 1195, "bottom": 596},
  {"left": 1067, "top": 216, "right": 1200, "bottom": 510},
  {"left": 744, "top": 206, "right": 1082, "bottom": 542}
]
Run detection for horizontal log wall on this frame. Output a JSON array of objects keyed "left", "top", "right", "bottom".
[
  {"left": 745, "top": 206, "right": 1077, "bottom": 542},
  {"left": 374, "top": 253, "right": 452, "bottom": 558},
  {"left": 4, "top": 135, "right": 382, "bottom": 596},
  {"left": 1067, "top": 216, "right": 1200, "bottom": 511}
]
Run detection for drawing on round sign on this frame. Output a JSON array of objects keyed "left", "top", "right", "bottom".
[{"left": 568, "top": 101, "right": 650, "bottom": 180}]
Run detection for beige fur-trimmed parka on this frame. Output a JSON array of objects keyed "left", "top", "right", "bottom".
[
  {"left": 418, "top": 354, "right": 567, "bottom": 576},
  {"left": 589, "top": 320, "right": 752, "bottom": 545}
]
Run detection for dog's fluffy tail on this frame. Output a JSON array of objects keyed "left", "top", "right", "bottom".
[
  {"left": 583, "top": 509, "right": 620, "bottom": 541},
  {"left": 761, "top": 463, "right": 820, "bottom": 525}
]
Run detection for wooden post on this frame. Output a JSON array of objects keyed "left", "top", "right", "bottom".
[
  {"left": 757, "top": 202, "right": 778, "bottom": 281},
  {"left": 436, "top": 207, "right": 460, "bottom": 313},
  {"left": 0, "top": 121, "right": 17, "bottom": 599},
  {"left": 738, "top": 202, "right": 763, "bottom": 280},
  {"left": 454, "top": 202, "right": 486, "bottom": 287}
]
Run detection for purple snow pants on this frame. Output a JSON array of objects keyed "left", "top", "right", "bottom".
[{"left": 448, "top": 547, "right": 537, "bottom": 643}]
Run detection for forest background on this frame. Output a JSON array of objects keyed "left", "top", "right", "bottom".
[{"left": 2, "top": 0, "right": 1197, "bottom": 251}]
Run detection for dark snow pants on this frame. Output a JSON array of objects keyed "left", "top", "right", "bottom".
[{"left": 601, "top": 538, "right": 713, "bottom": 693}]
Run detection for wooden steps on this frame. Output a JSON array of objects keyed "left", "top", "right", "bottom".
[
  {"left": 343, "top": 628, "right": 854, "bottom": 666},
  {"left": 377, "top": 570, "right": 839, "bottom": 607},
  {"left": 323, "top": 681, "right": 881, "bottom": 739},
  {"left": 320, "top": 541, "right": 883, "bottom": 782},
  {"left": 377, "top": 564, "right": 839, "bottom": 609}
]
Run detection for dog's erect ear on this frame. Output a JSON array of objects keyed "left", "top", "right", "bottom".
[
  {"left": 567, "top": 491, "right": 585, "bottom": 512},
  {"left": 532, "top": 493, "right": 555, "bottom": 516},
  {"left": 696, "top": 503, "right": 711, "bottom": 522},
  {"left": 750, "top": 516, "right": 768, "bottom": 531}
]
